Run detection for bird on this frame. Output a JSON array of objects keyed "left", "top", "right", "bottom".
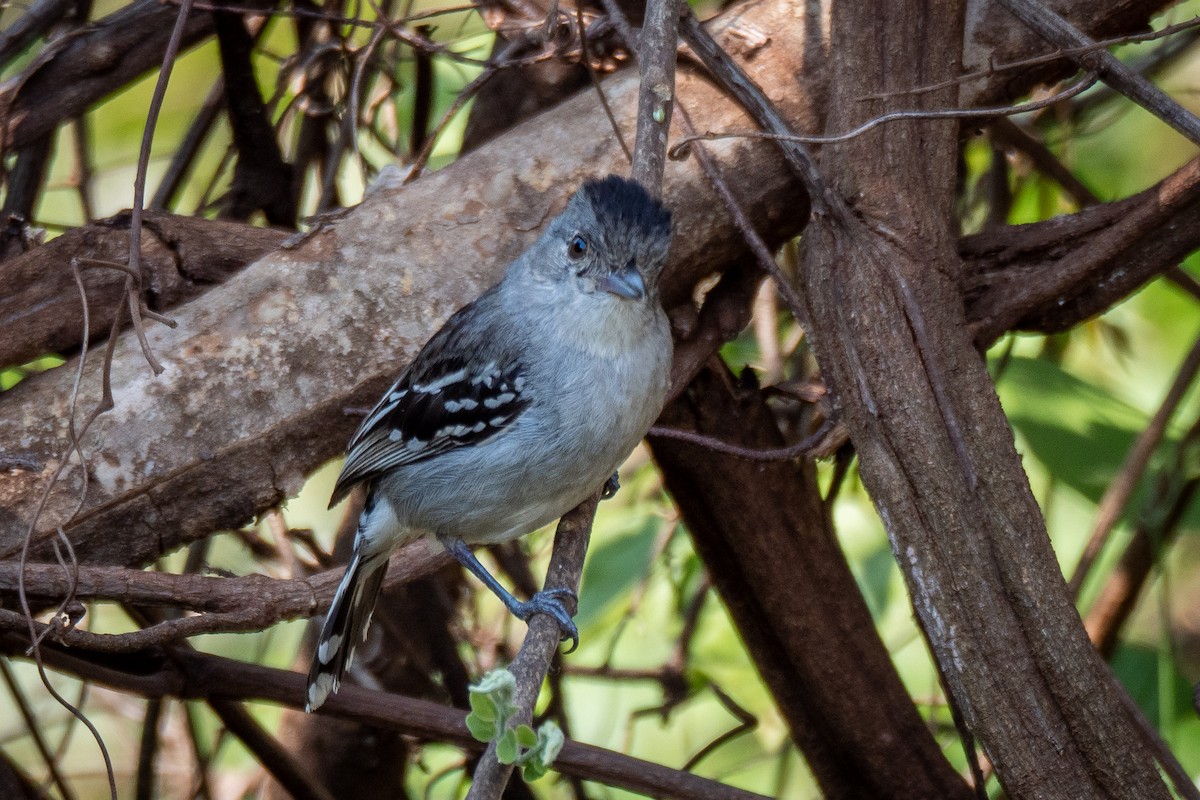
[{"left": 305, "top": 175, "right": 673, "bottom": 712}]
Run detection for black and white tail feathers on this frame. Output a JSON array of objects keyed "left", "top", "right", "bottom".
[{"left": 305, "top": 549, "right": 389, "bottom": 712}]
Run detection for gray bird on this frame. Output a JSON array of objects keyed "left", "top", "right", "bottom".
[{"left": 306, "top": 175, "right": 673, "bottom": 712}]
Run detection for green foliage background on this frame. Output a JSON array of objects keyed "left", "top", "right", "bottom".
[{"left": 2, "top": 1, "right": 1200, "bottom": 797}]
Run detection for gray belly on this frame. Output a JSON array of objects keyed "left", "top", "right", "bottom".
[{"left": 376, "top": 333, "right": 668, "bottom": 543}]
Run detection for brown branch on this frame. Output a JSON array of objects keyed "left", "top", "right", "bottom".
[
  {"left": 208, "top": 697, "right": 337, "bottom": 800},
  {"left": 0, "top": 210, "right": 287, "bottom": 368},
  {"left": 961, "top": 155, "right": 1200, "bottom": 345},
  {"left": 649, "top": 363, "right": 972, "bottom": 799},
  {"left": 996, "top": 0, "right": 1200, "bottom": 146},
  {"left": 0, "top": 636, "right": 769, "bottom": 800},
  {"left": 799, "top": 0, "right": 1175, "bottom": 795},
  {"left": 466, "top": 496, "right": 600, "bottom": 799},
  {"left": 0, "top": 657, "right": 78, "bottom": 800},
  {"left": 1067, "top": 331, "right": 1200, "bottom": 596},
  {"left": 0, "top": 542, "right": 450, "bottom": 649},
  {"left": 0, "top": 0, "right": 235, "bottom": 154},
  {"left": 628, "top": 0, "right": 680, "bottom": 191},
  {"left": 678, "top": 7, "right": 825, "bottom": 209},
  {"left": 213, "top": 11, "right": 296, "bottom": 226},
  {"left": 1084, "top": 411, "right": 1200, "bottom": 658}
]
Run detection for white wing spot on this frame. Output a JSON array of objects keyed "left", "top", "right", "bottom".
[
  {"left": 471, "top": 363, "right": 499, "bottom": 385},
  {"left": 484, "top": 392, "right": 516, "bottom": 409},
  {"left": 414, "top": 368, "right": 468, "bottom": 394},
  {"left": 388, "top": 428, "right": 403, "bottom": 441},
  {"left": 318, "top": 634, "right": 342, "bottom": 664}
]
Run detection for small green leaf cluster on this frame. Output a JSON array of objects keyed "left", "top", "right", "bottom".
[{"left": 466, "top": 669, "right": 565, "bottom": 781}]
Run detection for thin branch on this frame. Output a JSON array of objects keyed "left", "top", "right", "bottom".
[
  {"left": 1067, "top": 330, "right": 1200, "bottom": 596},
  {"left": 465, "top": 496, "right": 601, "bottom": 799},
  {"left": 988, "top": 117, "right": 1098, "bottom": 208},
  {"left": 681, "top": 685, "right": 756, "bottom": 772},
  {"left": 125, "top": 0, "right": 197, "bottom": 374},
  {"left": 996, "top": 0, "right": 1200, "bottom": 146},
  {"left": 669, "top": 70, "right": 1099, "bottom": 156},
  {"left": 0, "top": 658, "right": 78, "bottom": 800},
  {"left": 579, "top": 3, "right": 631, "bottom": 163},
  {"left": 673, "top": 103, "right": 805, "bottom": 323},
  {"left": 0, "top": 635, "right": 768, "bottom": 800},
  {"left": 678, "top": 8, "right": 826, "bottom": 211},
  {"left": 150, "top": 79, "right": 225, "bottom": 211},
  {"left": 648, "top": 419, "right": 833, "bottom": 462},
  {"left": 208, "top": 698, "right": 337, "bottom": 800},
  {"left": 133, "top": 699, "right": 164, "bottom": 800},
  {"left": 629, "top": 0, "right": 680, "bottom": 191}
]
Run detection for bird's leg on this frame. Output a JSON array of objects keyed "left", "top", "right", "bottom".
[
  {"left": 601, "top": 471, "right": 620, "bottom": 500},
  {"left": 437, "top": 534, "right": 580, "bottom": 652}
]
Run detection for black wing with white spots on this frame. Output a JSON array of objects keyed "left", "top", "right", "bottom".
[{"left": 329, "top": 291, "right": 531, "bottom": 507}]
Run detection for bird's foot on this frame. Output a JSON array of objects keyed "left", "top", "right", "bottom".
[
  {"left": 601, "top": 471, "right": 620, "bottom": 500},
  {"left": 510, "top": 588, "right": 579, "bottom": 653}
]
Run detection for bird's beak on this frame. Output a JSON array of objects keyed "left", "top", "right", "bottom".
[{"left": 600, "top": 261, "right": 646, "bottom": 300}]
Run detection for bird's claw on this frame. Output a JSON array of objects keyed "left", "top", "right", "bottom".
[
  {"left": 601, "top": 471, "right": 620, "bottom": 500},
  {"left": 513, "top": 588, "right": 579, "bottom": 653}
]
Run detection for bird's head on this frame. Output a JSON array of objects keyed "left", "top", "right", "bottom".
[{"left": 528, "top": 175, "right": 672, "bottom": 305}]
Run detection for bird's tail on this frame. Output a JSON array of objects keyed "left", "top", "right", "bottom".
[{"left": 305, "top": 549, "right": 389, "bottom": 712}]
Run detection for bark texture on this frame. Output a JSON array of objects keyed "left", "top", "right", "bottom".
[
  {"left": 651, "top": 364, "right": 971, "bottom": 800},
  {"left": 798, "top": 1, "right": 1172, "bottom": 796},
  {"left": 0, "top": 0, "right": 811, "bottom": 567}
]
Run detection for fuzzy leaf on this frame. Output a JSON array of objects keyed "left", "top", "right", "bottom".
[
  {"left": 466, "top": 714, "right": 495, "bottom": 743},
  {"left": 496, "top": 730, "right": 519, "bottom": 764}
]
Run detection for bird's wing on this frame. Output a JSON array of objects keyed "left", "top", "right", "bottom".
[{"left": 329, "top": 293, "right": 531, "bottom": 507}]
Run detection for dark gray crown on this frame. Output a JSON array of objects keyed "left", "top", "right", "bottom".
[{"left": 578, "top": 175, "right": 671, "bottom": 240}]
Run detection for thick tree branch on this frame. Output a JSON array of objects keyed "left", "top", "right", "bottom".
[
  {"left": 799, "top": 0, "right": 1174, "bottom": 796},
  {"left": 650, "top": 364, "right": 972, "bottom": 800},
  {"left": 961, "top": 154, "right": 1200, "bottom": 344},
  {"left": 0, "top": 0, "right": 808, "bottom": 570},
  {"left": 0, "top": 212, "right": 287, "bottom": 368}
]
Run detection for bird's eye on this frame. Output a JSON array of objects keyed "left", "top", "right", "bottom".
[{"left": 567, "top": 235, "right": 589, "bottom": 260}]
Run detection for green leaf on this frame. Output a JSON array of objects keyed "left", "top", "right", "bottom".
[
  {"left": 496, "top": 730, "right": 519, "bottom": 764},
  {"left": 535, "top": 721, "right": 564, "bottom": 766},
  {"left": 515, "top": 724, "right": 538, "bottom": 748},
  {"left": 470, "top": 668, "right": 516, "bottom": 698},
  {"left": 522, "top": 763, "right": 548, "bottom": 782},
  {"left": 996, "top": 356, "right": 1160, "bottom": 504},
  {"left": 578, "top": 516, "right": 658, "bottom": 627},
  {"left": 468, "top": 690, "right": 497, "bottom": 722},
  {"left": 466, "top": 714, "right": 495, "bottom": 743}
]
